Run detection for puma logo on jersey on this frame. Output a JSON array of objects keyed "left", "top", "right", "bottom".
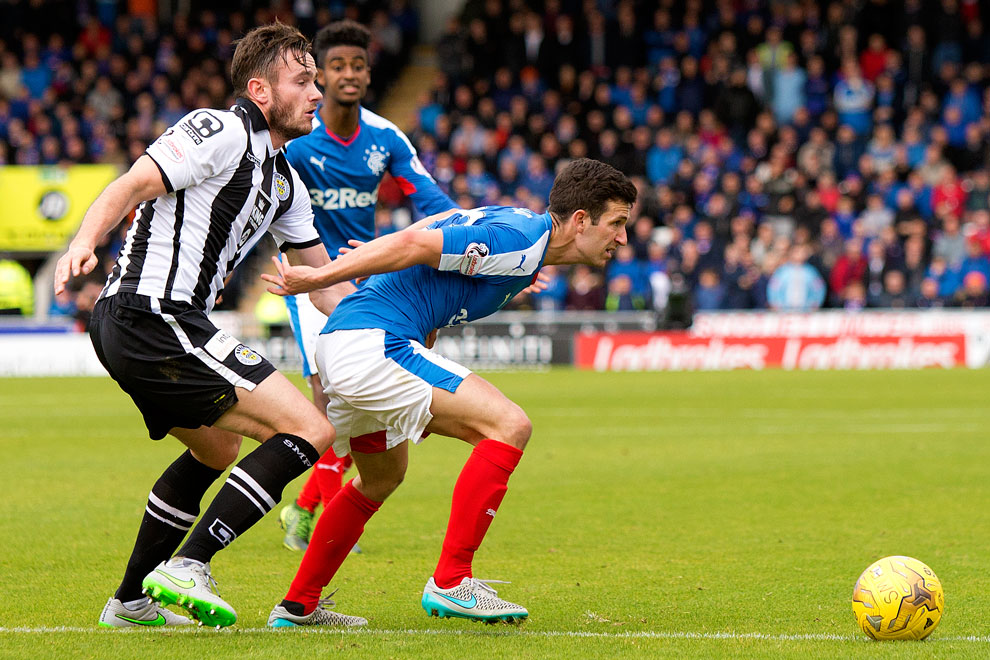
[{"left": 310, "top": 156, "right": 327, "bottom": 171}]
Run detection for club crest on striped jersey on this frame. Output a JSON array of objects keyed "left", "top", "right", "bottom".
[
  {"left": 365, "top": 144, "right": 388, "bottom": 176},
  {"left": 234, "top": 344, "right": 262, "bottom": 365},
  {"left": 273, "top": 173, "right": 290, "bottom": 201}
]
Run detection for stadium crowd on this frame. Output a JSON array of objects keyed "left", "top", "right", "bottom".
[
  {"left": 3, "top": 0, "right": 990, "bottom": 319},
  {"left": 405, "top": 0, "right": 990, "bottom": 315}
]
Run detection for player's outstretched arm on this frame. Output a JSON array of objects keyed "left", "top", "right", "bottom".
[
  {"left": 263, "top": 226, "right": 444, "bottom": 296},
  {"left": 54, "top": 155, "right": 167, "bottom": 294},
  {"left": 285, "top": 243, "right": 357, "bottom": 316}
]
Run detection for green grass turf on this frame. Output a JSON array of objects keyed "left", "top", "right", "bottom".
[{"left": 2, "top": 368, "right": 990, "bottom": 659}]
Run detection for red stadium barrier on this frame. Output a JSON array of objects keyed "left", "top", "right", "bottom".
[
  {"left": 575, "top": 332, "right": 967, "bottom": 371},
  {"left": 574, "top": 311, "right": 990, "bottom": 371}
]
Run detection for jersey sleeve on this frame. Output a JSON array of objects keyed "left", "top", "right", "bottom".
[
  {"left": 269, "top": 167, "right": 321, "bottom": 251},
  {"left": 145, "top": 109, "right": 246, "bottom": 193},
  {"left": 437, "top": 219, "right": 545, "bottom": 278},
  {"left": 386, "top": 127, "right": 457, "bottom": 215}
]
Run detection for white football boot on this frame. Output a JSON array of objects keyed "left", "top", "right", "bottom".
[
  {"left": 421, "top": 577, "right": 528, "bottom": 623},
  {"left": 98, "top": 596, "right": 193, "bottom": 628},
  {"left": 142, "top": 558, "right": 236, "bottom": 628}
]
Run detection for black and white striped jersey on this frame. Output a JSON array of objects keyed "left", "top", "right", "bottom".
[{"left": 101, "top": 98, "right": 321, "bottom": 313}]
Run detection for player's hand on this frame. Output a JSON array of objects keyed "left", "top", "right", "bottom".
[
  {"left": 262, "top": 253, "right": 318, "bottom": 296},
  {"left": 520, "top": 269, "right": 551, "bottom": 295},
  {"left": 336, "top": 238, "right": 366, "bottom": 257},
  {"left": 53, "top": 245, "right": 98, "bottom": 295},
  {"left": 424, "top": 328, "right": 438, "bottom": 349}
]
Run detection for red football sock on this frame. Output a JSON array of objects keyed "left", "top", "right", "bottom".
[
  {"left": 315, "top": 453, "right": 349, "bottom": 507},
  {"left": 284, "top": 480, "right": 381, "bottom": 613},
  {"left": 295, "top": 465, "right": 322, "bottom": 513},
  {"left": 433, "top": 439, "right": 524, "bottom": 589}
]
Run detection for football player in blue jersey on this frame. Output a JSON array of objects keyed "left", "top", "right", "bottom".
[
  {"left": 258, "top": 158, "right": 637, "bottom": 626},
  {"left": 277, "top": 19, "right": 457, "bottom": 552}
]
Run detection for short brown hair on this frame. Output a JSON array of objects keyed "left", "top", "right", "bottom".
[
  {"left": 548, "top": 158, "right": 637, "bottom": 223},
  {"left": 231, "top": 22, "right": 312, "bottom": 97}
]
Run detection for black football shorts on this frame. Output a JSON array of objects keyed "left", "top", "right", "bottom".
[{"left": 89, "top": 292, "right": 276, "bottom": 439}]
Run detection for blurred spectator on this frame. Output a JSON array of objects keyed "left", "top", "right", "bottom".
[
  {"left": 833, "top": 60, "right": 874, "bottom": 136},
  {"left": 714, "top": 68, "right": 760, "bottom": 144},
  {"left": 858, "top": 194, "right": 894, "bottom": 237},
  {"left": 926, "top": 255, "right": 964, "bottom": 298},
  {"left": 565, "top": 265, "right": 605, "bottom": 311},
  {"left": 605, "top": 274, "right": 646, "bottom": 311},
  {"left": 692, "top": 267, "right": 726, "bottom": 311},
  {"left": 933, "top": 215, "right": 967, "bottom": 267},
  {"left": 771, "top": 52, "right": 806, "bottom": 124},
  {"left": 842, "top": 280, "right": 868, "bottom": 310},
  {"left": 864, "top": 239, "right": 889, "bottom": 304},
  {"left": 873, "top": 270, "right": 912, "bottom": 308},
  {"left": 915, "top": 277, "right": 947, "bottom": 308},
  {"left": 959, "top": 239, "right": 990, "bottom": 282},
  {"left": 767, "top": 244, "right": 826, "bottom": 311},
  {"left": 953, "top": 271, "right": 990, "bottom": 307},
  {"left": 829, "top": 239, "right": 868, "bottom": 306}
]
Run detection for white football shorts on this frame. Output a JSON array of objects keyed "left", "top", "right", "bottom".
[
  {"left": 285, "top": 292, "right": 328, "bottom": 378},
  {"left": 315, "top": 328, "right": 473, "bottom": 458}
]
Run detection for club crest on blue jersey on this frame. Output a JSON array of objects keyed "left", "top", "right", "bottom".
[
  {"left": 460, "top": 242, "right": 490, "bottom": 276},
  {"left": 365, "top": 145, "right": 388, "bottom": 175}
]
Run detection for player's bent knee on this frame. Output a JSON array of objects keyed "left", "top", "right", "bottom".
[
  {"left": 379, "top": 471, "right": 405, "bottom": 499},
  {"left": 305, "top": 422, "right": 336, "bottom": 456},
  {"left": 213, "top": 435, "right": 243, "bottom": 468},
  {"left": 498, "top": 409, "right": 532, "bottom": 450},
  {"left": 355, "top": 470, "right": 404, "bottom": 502}
]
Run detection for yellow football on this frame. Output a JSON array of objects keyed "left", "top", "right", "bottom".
[{"left": 852, "top": 555, "right": 944, "bottom": 640}]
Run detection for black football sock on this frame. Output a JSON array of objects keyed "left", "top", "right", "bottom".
[
  {"left": 114, "top": 450, "right": 224, "bottom": 602},
  {"left": 177, "top": 434, "right": 320, "bottom": 563}
]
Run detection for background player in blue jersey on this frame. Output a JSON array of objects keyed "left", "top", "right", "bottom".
[
  {"left": 257, "top": 158, "right": 637, "bottom": 626},
  {"left": 278, "top": 20, "right": 457, "bottom": 552}
]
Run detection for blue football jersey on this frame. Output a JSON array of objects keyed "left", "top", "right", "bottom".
[
  {"left": 284, "top": 106, "right": 455, "bottom": 253},
  {"left": 325, "top": 206, "right": 552, "bottom": 340}
]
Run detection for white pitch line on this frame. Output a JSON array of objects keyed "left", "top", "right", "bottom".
[{"left": 0, "top": 627, "right": 987, "bottom": 642}]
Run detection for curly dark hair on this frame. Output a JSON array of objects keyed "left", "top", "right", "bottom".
[
  {"left": 313, "top": 19, "right": 371, "bottom": 67},
  {"left": 548, "top": 159, "right": 637, "bottom": 224}
]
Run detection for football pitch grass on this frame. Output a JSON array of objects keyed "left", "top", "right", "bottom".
[{"left": 3, "top": 368, "right": 990, "bottom": 659}]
